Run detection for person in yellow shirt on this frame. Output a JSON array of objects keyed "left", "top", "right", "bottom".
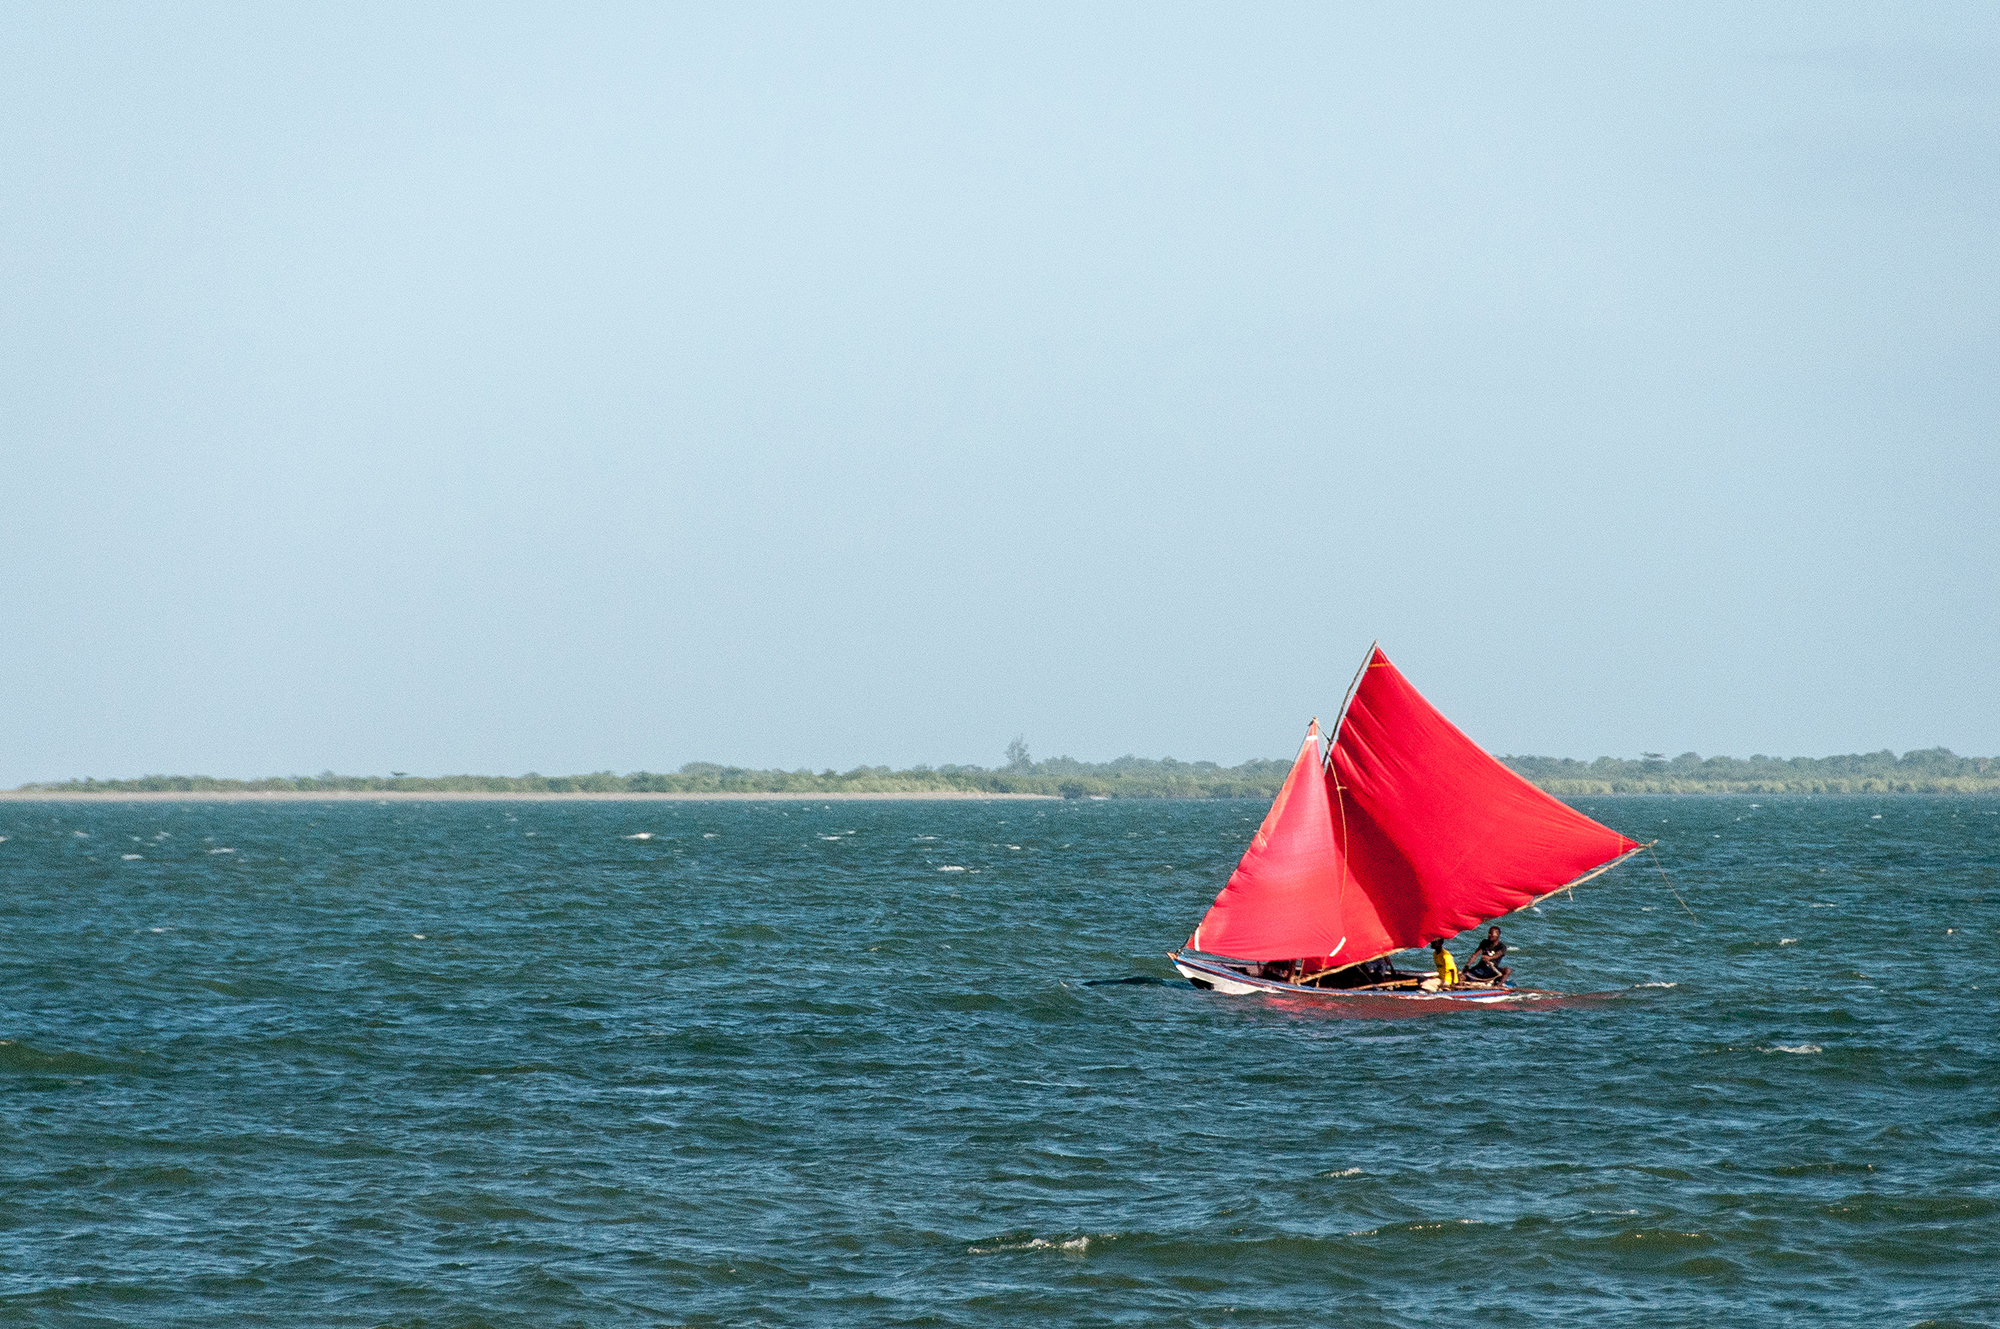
[{"left": 1429, "top": 937, "right": 1459, "bottom": 987}]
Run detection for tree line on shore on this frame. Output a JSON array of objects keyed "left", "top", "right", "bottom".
[
  {"left": 1503, "top": 747, "right": 1997, "bottom": 795},
  {"left": 17, "top": 747, "right": 2000, "bottom": 797}
]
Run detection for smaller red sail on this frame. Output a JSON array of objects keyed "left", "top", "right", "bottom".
[
  {"left": 1328, "top": 647, "right": 1639, "bottom": 951},
  {"left": 1190, "top": 721, "right": 1355, "bottom": 963}
]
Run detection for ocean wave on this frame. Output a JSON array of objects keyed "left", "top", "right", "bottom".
[
  {"left": 3, "top": 794, "right": 1988, "bottom": 1327},
  {"left": 0, "top": 1039, "right": 142, "bottom": 1076},
  {"left": 968, "top": 1236, "right": 1091, "bottom": 1255}
]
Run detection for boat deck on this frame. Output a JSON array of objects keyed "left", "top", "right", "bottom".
[{"left": 1170, "top": 950, "right": 1548, "bottom": 1003}]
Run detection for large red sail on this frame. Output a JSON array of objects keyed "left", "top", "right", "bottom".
[
  {"left": 1190, "top": 722, "right": 1355, "bottom": 963},
  {"left": 1189, "top": 647, "right": 1638, "bottom": 964},
  {"left": 1326, "top": 646, "right": 1639, "bottom": 954}
]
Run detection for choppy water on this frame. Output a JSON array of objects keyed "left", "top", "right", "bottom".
[{"left": 1, "top": 795, "right": 1995, "bottom": 1327}]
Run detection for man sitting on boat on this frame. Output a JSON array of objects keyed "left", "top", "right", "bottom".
[{"left": 1464, "top": 927, "right": 1512, "bottom": 986}]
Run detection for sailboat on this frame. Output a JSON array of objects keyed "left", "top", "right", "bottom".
[{"left": 1171, "top": 645, "right": 1652, "bottom": 1003}]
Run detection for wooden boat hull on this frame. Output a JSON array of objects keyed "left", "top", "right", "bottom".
[{"left": 1170, "top": 950, "right": 1551, "bottom": 1003}]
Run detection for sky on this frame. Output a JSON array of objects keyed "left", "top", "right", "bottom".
[{"left": 2, "top": 3, "right": 1995, "bottom": 784}]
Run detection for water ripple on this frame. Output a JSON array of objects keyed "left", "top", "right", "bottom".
[{"left": 0, "top": 794, "right": 1994, "bottom": 1326}]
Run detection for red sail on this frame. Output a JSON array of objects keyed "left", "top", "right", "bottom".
[
  {"left": 1326, "top": 647, "right": 1638, "bottom": 954},
  {"left": 1189, "top": 648, "right": 1638, "bottom": 964},
  {"left": 1190, "top": 721, "right": 1356, "bottom": 964}
]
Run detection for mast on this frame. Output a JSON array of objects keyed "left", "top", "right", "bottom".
[
  {"left": 1321, "top": 641, "right": 1374, "bottom": 930},
  {"left": 1323, "top": 639, "right": 1378, "bottom": 771}
]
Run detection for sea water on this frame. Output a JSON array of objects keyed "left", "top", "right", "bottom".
[{"left": 1, "top": 795, "right": 1994, "bottom": 1327}]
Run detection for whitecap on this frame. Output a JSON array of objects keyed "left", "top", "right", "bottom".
[
  {"left": 968, "top": 1236, "right": 1090, "bottom": 1255},
  {"left": 1779, "top": 938, "right": 1797, "bottom": 945},
  {"left": 121, "top": 853, "right": 143, "bottom": 860},
  {"left": 817, "top": 834, "right": 843, "bottom": 841},
  {"left": 208, "top": 847, "right": 236, "bottom": 854},
  {"left": 1763, "top": 1044, "right": 1822, "bottom": 1054},
  {"left": 703, "top": 833, "right": 718, "bottom": 839},
  {"left": 73, "top": 831, "right": 88, "bottom": 838},
  {"left": 149, "top": 927, "right": 168, "bottom": 934},
  {"left": 1321, "top": 1167, "right": 1363, "bottom": 1177},
  {"left": 1007, "top": 844, "right": 1022, "bottom": 850},
  {"left": 913, "top": 835, "right": 938, "bottom": 841},
  {"left": 412, "top": 934, "right": 426, "bottom": 940},
  {"left": 623, "top": 833, "right": 654, "bottom": 840},
  {"left": 938, "top": 865, "right": 969, "bottom": 872},
  {"left": 1870, "top": 814, "right": 1882, "bottom": 820},
  {"left": 1635, "top": 981, "right": 1678, "bottom": 988}
]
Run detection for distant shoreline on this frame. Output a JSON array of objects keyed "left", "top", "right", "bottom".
[
  {"left": 6, "top": 787, "right": 1997, "bottom": 803},
  {"left": 0, "top": 790, "right": 1059, "bottom": 803},
  {"left": 10, "top": 746, "right": 1997, "bottom": 800}
]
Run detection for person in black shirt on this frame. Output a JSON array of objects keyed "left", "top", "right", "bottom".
[{"left": 1464, "top": 926, "right": 1511, "bottom": 985}]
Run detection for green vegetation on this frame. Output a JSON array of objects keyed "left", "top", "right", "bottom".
[
  {"left": 15, "top": 754, "right": 1295, "bottom": 799},
  {"left": 18, "top": 748, "right": 2000, "bottom": 798},
  {"left": 1501, "top": 748, "right": 2000, "bottom": 795}
]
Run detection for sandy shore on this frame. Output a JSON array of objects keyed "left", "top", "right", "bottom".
[{"left": 0, "top": 790, "right": 1058, "bottom": 803}]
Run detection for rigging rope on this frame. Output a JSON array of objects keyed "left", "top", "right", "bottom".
[{"left": 1649, "top": 843, "right": 1698, "bottom": 923}]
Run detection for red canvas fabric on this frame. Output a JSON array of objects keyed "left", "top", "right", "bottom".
[
  {"left": 1190, "top": 648, "right": 1637, "bottom": 964},
  {"left": 1191, "top": 723, "right": 1358, "bottom": 964},
  {"left": 1327, "top": 647, "right": 1638, "bottom": 954}
]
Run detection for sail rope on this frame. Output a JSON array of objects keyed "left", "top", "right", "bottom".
[{"left": 1649, "top": 843, "right": 1697, "bottom": 923}]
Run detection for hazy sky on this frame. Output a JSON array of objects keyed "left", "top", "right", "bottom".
[{"left": 3, "top": 4, "right": 1995, "bottom": 784}]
